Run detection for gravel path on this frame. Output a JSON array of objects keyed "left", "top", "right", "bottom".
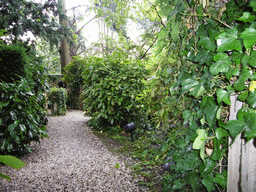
[{"left": 1, "top": 110, "right": 144, "bottom": 191}]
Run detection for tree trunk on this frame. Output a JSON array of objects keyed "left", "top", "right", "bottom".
[{"left": 58, "top": 0, "right": 70, "bottom": 74}]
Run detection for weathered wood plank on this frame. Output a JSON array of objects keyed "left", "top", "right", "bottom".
[{"left": 227, "top": 95, "right": 256, "bottom": 191}]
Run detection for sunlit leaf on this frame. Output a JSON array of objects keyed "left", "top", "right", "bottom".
[
  {"left": 237, "top": 12, "right": 256, "bottom": 23},
  {"left": 216, "top": 28, "right": 243, "bottom": 52},
  {"left": 0, "top": 155, "right": 26, "bottom": 169},
  {"left": 240, "top": 26, "right": 256, "bottom": 49}
]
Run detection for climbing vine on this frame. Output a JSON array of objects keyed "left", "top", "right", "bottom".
[{"left": 139, "top": 0, "right": 256, "bottom": 191}]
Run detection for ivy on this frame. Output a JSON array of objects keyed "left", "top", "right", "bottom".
[
  {"left": 48, "top": 87, "right": 67, "bottom": 116},
  {"left": 140, "top": 0, "right": 256, "bottom": 191}
]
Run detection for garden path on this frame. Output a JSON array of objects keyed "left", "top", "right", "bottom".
[{"left": 1, "top": 110, "right": 143, "bottom": 191}]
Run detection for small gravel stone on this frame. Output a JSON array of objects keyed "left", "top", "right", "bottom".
[{"left": 0, "top": 110, "right": 144, "bottom": 191}]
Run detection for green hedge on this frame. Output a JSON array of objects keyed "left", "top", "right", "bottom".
[
  {"left": 0, "top": 44, "right": 30, "bottom": 83},
  {"left": 82, "top": 52, "right": 149, "bottom": 132}
]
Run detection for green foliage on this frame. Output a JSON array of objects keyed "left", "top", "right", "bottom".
[
  {"left": 0, "top": 155, "right": 26, "bottom": 181},
  {"left": 0, "top": 78, "right": 48, "bottom": 154},
  {"left": 36, "top": 38, "right": 61, "bottom": 75},
  {"left": 0, "top": 44, "right": 30, "bottom": 83},
  {"left": 0, "top": 0, "right": 61, "bottom": 44},
  {"left": 48, "top": 87, "right": 67, "bottom": 116},
  {"left": 63, "top": 56, "right": 86, "bottom": 108},
  {"left": 136, "top": 0, "right": 256, "bottom": 191},
  {"left": 82, "top": 52, "right": 149, "bottom": 131}
]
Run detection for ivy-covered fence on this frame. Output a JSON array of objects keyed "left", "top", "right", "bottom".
[
  {"left": 227, "top": 95, "right": 256, "bottom": 191},
  {"left": 139, "top": 0, "right": 256, "bottom": 191}
]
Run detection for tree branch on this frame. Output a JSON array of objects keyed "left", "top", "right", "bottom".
[
  {"left": 75, "top": 17, "right": 97, "bottom": 35},
  {"left": 140, "top": 36, "right": 158, "bottom": 59},
  {"left": 67, "top": 5, "right": 89, "bottom": 12},
  {"left": 147, "top": 0, "right": 166, "bottom": 28}
]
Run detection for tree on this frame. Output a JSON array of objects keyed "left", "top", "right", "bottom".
[
  {"left": 68, "top": 7, "right": 96, "bottom": 58},
  {"left": 0, "top": 0, "right": 60, "bottom": 44},
  {"left": 58, "top": 0, "right": 70, "bottom": 73}
]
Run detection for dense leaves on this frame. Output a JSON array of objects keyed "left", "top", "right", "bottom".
[
  {"left": 135, "top": 0, "right": 256, "bottom": 191},
  {"left": 82, "top": 52, "right": 148, "bottom": 131},
  {"left": 0, "top": 79, "right": 48, "bottom": 154},
  {"left": 0, "top": 0, "right": 61, "bottom": 44},
  {"left": 0, "top": 44, "right": 29, "bottom": 83}
]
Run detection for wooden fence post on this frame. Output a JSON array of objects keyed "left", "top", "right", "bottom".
[{"left": 227, "top": 95, "right": 256, "bottom": 191}]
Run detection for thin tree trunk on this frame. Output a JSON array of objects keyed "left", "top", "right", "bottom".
[{"left": 58, "top": 0, "right": 70, "bottom": 74}]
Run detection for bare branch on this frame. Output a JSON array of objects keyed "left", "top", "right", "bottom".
[
  {"left": 67, "top": 5, "right": 89, "bottom": 12},
  {"left": 146, "top": 0, "right": 166, "bottom": 28},
  {"left": 140, "top": 36, "right": 158, "bottom": 59},
  {"left": 75, "top": 17, "right": 97, "bottom": 35}
]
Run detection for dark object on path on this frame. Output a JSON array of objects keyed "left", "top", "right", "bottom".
[
  {"left": 123, "top": 123, "right": 136, "bottom": 142},
  {"left": 58, "top": 81, "right": 67, "bottom": 88},
  {"left": 162, "top": 160, "right": 175, "bottom": 172}
]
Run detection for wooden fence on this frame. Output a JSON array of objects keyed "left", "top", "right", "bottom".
[{"left": 227, "top": 95, "right": 256, "bottom": 191}]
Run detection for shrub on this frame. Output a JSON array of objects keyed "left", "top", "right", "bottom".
[
  {"left": 48, "top": 87, "right": 67, "bottom": 116},
  {"left": 0, "top": 78, "right": 48, "bottom": 154},
  {"left": 0, "top": 44, "right": 30, "bottom": 83},
  {"left": 82, "top": 52, "right": 149, "bottom": 132}
]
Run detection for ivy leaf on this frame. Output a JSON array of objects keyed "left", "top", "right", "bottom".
[
  {"left": 238, "top": 91, "right": 249, "bottom": 102},
  {"left": 248, "top": 51, "right": 256, "bottom": 68},
  {"left": 202, "top": 175, "right": 215, "bottom": 192},
  {"left": 210, "top": 59, "right": 230, "bottom": 75},
  {"left": 250, "top": 72, "right": 256, "bottom": 80},
  {"left": 216, "top": 89, "right": 231, "bottom": 105},
  {"left": 216, "top": 28, "right": 243, "bottom": 52},
  {"left": 181, "top": 78, "right": 198, "bottom": 92},
  {"left": 193, "top": 129, "right": 206, "bottom": 150},
  {"left": 210, "top": 53, "right": 231, "bottom": 75},
  {"left": 202, "top": 97, "right": 218, "bottom": 128},
  {"left": 237, "top": 106, "right": 247, "bottom": 120},
  {"left": 213, "top": 170, "right": 227, "bottom": 189},
  {"left": 243, "top": 113, "right": 256, "bottom": 139},
  {"left": 182, "top": 110, "right": 193, "bottom": 124},
  {"left": 225, "top": 66, "right": 239, "bottom": 80},
  {"left": 246, "top": 91, "right": 256, "bottom": 109},
  {"left": 211, "top": 138, "right": 222, "bottom": 160},
  {"left": 239, "top": 67, "right": 252, "bottom": 82},
  {"left": 233, "top": 79, "right": 247, "bottom": 91},
  {"left": 249, "top": 1, "right": 256, "bottom": 12},
  {"left": 198, "top": 36, "right": 216, "bottom": 51},
  {"left": 237, "top": 12, "right": 256, "bottom": 23},
  {"left": 240, "top": 26, "right": 256, "bottom": 49},
  {"left": 225, "top": 119, "right": 245, "bottom": 140},
  {"left": 190, "top": 82, "right": 207, "bottom": 97},
  {"left": 203, "top": 159, "right": 215, "bottom": 174},
  {"left": 243, "top": 113, "right": 256, "bottom": 140},
  {"left": 215, "top": 127, "right": 229, "bottom": 140}
]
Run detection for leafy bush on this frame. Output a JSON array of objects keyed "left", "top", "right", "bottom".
[
  {"left": 82, "top": 52, "right": 149, "bottom": 132},
  {"left": 0, "top": 44, "right": 30, "bottom": 83},
  {"left": 63, "top": 56, "right": 86, "bottom": 109},
  {"left": 0, "top": 78, "right": 48, "bottom": 154},
  {"left": 48, "top": 87, "right": 67, "bottom": 116}
]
